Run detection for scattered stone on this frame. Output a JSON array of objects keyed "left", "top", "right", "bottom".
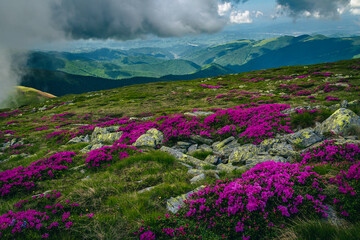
[
  {"left": 259, "top": 138, "right": 281, "bottom": 152},
  {"left": 166, "top": 185, "right": 205, "bottom": 213},
  {"left": 323, "top": 205, "right": 346, "bottom": 226},
  {"left": 188, "top": 169, "right": 203, "bottom": 175},
  {"left": 217, "top": 163, "right": 242, "bottom": 172},
  {"left": 184, "top": 111, "right": 213, "bottom": 117},
  {"left": 67, "top": 135, "right": 90, "bottom": 144},
  {"left": 133, "top": 128, "right": 164, "bottom": 148},
  {"left": 268, "top": 143, "right": 298, "bottom": 158},
  {"left": 160, "top": 147, "right": 213, "bottom": 169},
  {"left": 180, "top": 162, "right": 193, "bottom": 169},
  {"left": 212, "top": 137, "right": 235, "bottom": 151},
  {"left": 190, "top": 173, "right": 205, "bottom": 184},
  {"left": 187, "top": 144, "right": 198, "bottom": 155},
  {"left": 80, "top": 143, "right": 104, "bottom": 153},
  {"left": 138, "top": 186, "right": 156, "bottom": 194},
  {"left": 204, "top": 155, "right": 220, "bottom": 165},
  {"left": 246, "top": 155, "right": 288, "bottom": 168},
  {"left": 340, "top": 100, "right": 348, "bottom": 108},
  {"left": 199, "top": 144, "right": 212, "bottom": 152},
  {"left": 190, "top": 135, "right": 213, "bottom": 145},
  {"left": 285, "top": 128, "right": 323, "bottom": 147},
  {"left": 315, "top": 108, "right": 360, "bottom": 135},
  {"left": 229, "top": 144, "right": 260, "bottom": 164}
]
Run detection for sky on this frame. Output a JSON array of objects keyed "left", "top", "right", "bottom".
[{"left": 0, "top": 0, "right": 360, "bottom": 105}]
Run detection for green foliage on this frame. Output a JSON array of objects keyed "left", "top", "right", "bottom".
[{"left": 191, "top": 151, "right": 212, "bottom": 160}]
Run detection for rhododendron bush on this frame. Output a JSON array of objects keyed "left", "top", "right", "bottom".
[
  {"left": 0, "top": 191, "right": 93, "bottom": 239},
  {"left": 135, "top": 162, "right": 327, "bottom": 239},
  {"left": 0, "top": 152, "right": 76, "bottom": 197}
]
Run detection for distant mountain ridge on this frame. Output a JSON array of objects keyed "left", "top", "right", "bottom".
[{"left": 23, "top": 34, "right": 360, "bottom": 96}]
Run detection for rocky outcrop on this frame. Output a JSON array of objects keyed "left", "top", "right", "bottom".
[
  {"left": 67, "top": 135, "right": 90, "bottom": 144},
  {"left": 315, "top": 108, "right": 360, "bottom": 135},
  {"left": 160, "top": 146, "right": 212, "bottom": 169},
  {"left": 133, "top": 128, "right": 164, "bottom": 148},
  {"left": 228, "top": 144, "right": 260, "bottom": 165},
  {"left": 212, "top": 137, "right": 240, "bottom": 159},
  {"left": 91, "top": 126, "right": 122, "bottom": 143},
  {"left": 284, "top": 128, "right": 323, "bottom": 147},
  {"left": 184, "top": 111, "right": 213, "bottom": 117}
]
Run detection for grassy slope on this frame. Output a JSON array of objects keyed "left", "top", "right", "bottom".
[{"left": 1, "top": 58, "right": 360, "bottom": 239}]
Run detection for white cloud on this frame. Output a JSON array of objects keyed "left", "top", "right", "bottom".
[
  {"left": 350, "top": 8, "right": 360, "bottom": 14},
  {"left": 351, "top": 0, "right": 360, "bottom": 7},
  {"left": 255, "top": 11, "right": 264, "bottom": 18},
  {"left": 230, "top": 10, "right": 253, "bottom": 24},
  {"left": 218, "top": 2, "right": 232, "bottom": 16}
]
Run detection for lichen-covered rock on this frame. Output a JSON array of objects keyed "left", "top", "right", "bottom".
[
  {"left": 315, "top": 108, "right": 360, "bottom": 135},
  {"left": 204, "top": 155, "right": 220, "bottom": 165},
  {"left": 133, "top": 128, "right": 164, "bottom": 148},
  {"left": 228, "top": 144, "right": 260, "bottom": 164},
  {"left": 246, "top": 155, "right": 288, "bottom": 168},
  {"left": 166, "top": 185, "right": 205, "bottom": 213},
  {"left": 199, "top": 144, "right": 212, "bottom": 152},
  {"left": 80, "top": 143, "right": 104, "bottom": 153},
  {"left": 67, "top": 135, "right": 90, "bottom": 144},
  {"left": 217, "top": 163, "right": 243, "bottom": 172},
  {"left": 187, "top": 144, "right": 199, "bottom": 155},
  {"left": 285, "top": 128, "right": 323, "bottom": 147},
  {"left": 190, "top": 173, "right": 205, "bottom": 184},
  {"left": 268, "top": 143, "right": 298, "bottom": 158},
  {"left": 190, "top": 135, "right": 213, "bottom": 145},
  {"left": 188, "top": 169, "right": 203, "bottom": 175},
  {"left": 91, "top": 126, "right": 122, "bottom": 143},
  {"left": 160, "top": 147, "right": 212, "bottom": 169},
  {"left": 212, "top": 137, "right": 235, "bottom": 151},
  {"left": 259, "top": 138, "right": 281, "bottom": 151}
]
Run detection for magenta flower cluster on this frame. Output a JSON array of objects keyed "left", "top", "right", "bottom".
[
  {"left": 84, "top": 144, "right": 137, "bottom": 168},
  {"left": 0, "top": 190, "right": 93, "bottom": 239},
  {"left": 136, "top": 161, "right": 327, "bottom": 239},
  {"left": 199, "top": 84, "right": 223, "bottom": 89},
  {"left": 0, "top": 152, "right": 76, "bottom": 196}
]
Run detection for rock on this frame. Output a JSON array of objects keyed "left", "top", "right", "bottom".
[
  {"left": 246, "top": 155, "right": 288, "bottom": 168},
  {"left": 180, "top": 162, "right": 193, "bottom": 169},
  {"left": 91, "top": 126, "right": 122, "bottom": 143},
  {"left": 315, "top": 108, "right": 360, "bottom": 135},
  {"left": 217, "top": 163, "right": 243, "bottom": 172},
  {"left": 187, "top": 144, "right": 198, "bottom": 155},
  {"left": 190, "top": 174, "right": 205, "bottom": 184},
  {"left": 204, "top": 155, "right": 220, "bottom": 165},
  {"left": 340, "top": 100, "right": 348, "bottom": 108},
  {"left": 199, "top": 144, "right": 212, "bottom": 152},
  {"left": 80, "top": 143, "right": 104, "bottom": 153},
  {"left": 259, "top": 138, "right": 281, "bottom": 151},
  {"left": 160, "top": 147, "right": 213, "bottom": 169},
  {"left": 323, "top": 205, "right": 346, "bottom": 226},
  {"left": 212, "top": 137, "right": 235, "bottom": 151},
  {"left": 70, "top": 164, "right": 86, "bottom": 171},
  {"left": 171, "top": 147, "right": 187, "bottom": 154},
  {"left": 166, "top": 185, "right": 205, "bottom": 213},
  {"left": 329, "top": 104, "right": 341, "bottom": 111},
  {"left": 138, "top": 186, "right": 156, "bottom": 194},
  {"left": 177, "top": 141, "right": 193, "bottom": 148},
  {"left": 190, "top": 135, "right": 213, "bottom": 145},
  {"left": 348, "top": 100, "right": 360, "bottom": 108},
  {"left": 188, "top": 169, "right": 203, "bottom": 175},
  {"left": 67, "top": 135, "right": 90, "bottom": 144},
  {"left": 228, "top": 144, "right": 260, "bottom": 164},
  {"left": 184, "top": 111, "right": 214, "bottom": 117},
  {"left": 285, "top": 128, "right": 323, "bottom": 147},
  {"left": 133, "top": 128, "right": 164, "bottom": 148},
  {"left": 268, "top": 143, "right": 298, "bottom": 158}
]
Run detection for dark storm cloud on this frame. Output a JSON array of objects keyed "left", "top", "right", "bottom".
[
  {"left": 276, "top": 0, "right": 350, "bottom": 18},
  {"left": 51, "top": 0, "right": 225, "bottom": 40}
]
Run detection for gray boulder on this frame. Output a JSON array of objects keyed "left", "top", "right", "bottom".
[
  {"left": 166, "top": 185, "right": 205, "bottom": 213},
  {"left": 285, "top": 128, "right": 323, "bottom": 147},
  {"left": 160, "top": 147, "right": 212, "bottom": 169},
  {"left": 315, "top": 108, "right": 360, "bottom": 135},
  {"left": 228, "top": 144, "right": 260, "bottom": 164},
  {"left": 91, "top": 126, "right": 122, "bottom": 143},
  {"left": 133, "top": 128, "right": 164, "bottom": 148},
  {"left": 204, "top": 155, "right": 220, "bottom": 165}
]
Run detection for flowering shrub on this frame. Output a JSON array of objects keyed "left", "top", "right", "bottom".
[
  {"left": 329, "top": 161, "right": 360, "bottom": 222},
  {"left": 0, "top": 152, "right": 76, "bottom": 196},
  {"left": 325, "top": 96, "right": 340, "bottom": 101},
  {"left": 84, "top": 144, "right": 138, "bottom": 168},
  {"left": 0, "top": 190, "right": 93, "bottom": 239},
  {"left": 300, "top": 141, "right": 360, "bottom": 165},
  {"left": 135, "top": 162, "right": 327, "bottom": 239},
  {"left": 199, "top": 84, "right": 223, "bottom": 89}
]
